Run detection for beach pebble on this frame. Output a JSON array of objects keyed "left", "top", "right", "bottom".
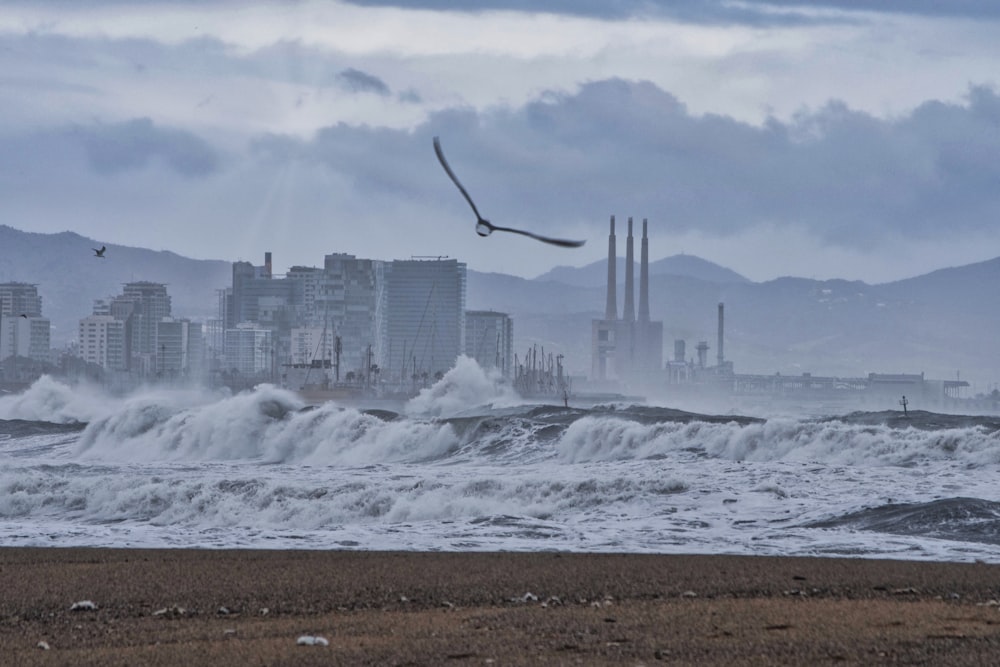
[
  {"left": 152, "top": 605, "right": 188, "bottom": 617},
  {"left": 69, "top": 600, "right": 98, "bottom": 611},
  {"left": 297, "top": 635, "right": 329, "bottom": 646}
]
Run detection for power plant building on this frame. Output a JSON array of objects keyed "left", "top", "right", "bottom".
[{"left": 591, "top": 217, "right": 663, "bottom": 389}]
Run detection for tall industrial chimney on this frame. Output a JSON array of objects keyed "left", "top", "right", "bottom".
[
  {"left": 624, "top": 217, "right": 635, "bottom": 322},
  {"left": 639, "top": 218, "right": 649, "bottom": 323},
  {"left": 605, "top": 216, "right": 617, "bottom": 321},
  {"left": 717, "top": 302, "right": 725, "bottom": 367},
  {"left": 264, "top": 251, "right": 272, "bottom": 278}
]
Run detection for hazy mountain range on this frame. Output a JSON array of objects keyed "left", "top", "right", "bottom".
[{"left": 2, "top": 224, "right": 997, "bottom": 391}]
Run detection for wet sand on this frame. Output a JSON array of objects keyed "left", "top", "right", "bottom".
[{"left": 3, "top": 548, "right": 1000, "bottom": 665}]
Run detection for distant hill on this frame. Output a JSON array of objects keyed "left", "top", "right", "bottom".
[
  {"left": 535, "top": 254, "right": 750, "bottom": 287},
  {"left": 0, "top": 225, "right": 230, "bottom": 345}
]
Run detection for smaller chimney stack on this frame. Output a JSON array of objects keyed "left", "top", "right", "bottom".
[
  {"left": 605, "top": 216, "right": 617, "bottom": 321},
  {"left": 639, "top": 218, "right": 649, "bottom": 323}
]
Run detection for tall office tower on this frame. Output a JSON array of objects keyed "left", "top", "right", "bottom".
[{"left": 382, "top": 258, "right": 466, "bottom": 383}]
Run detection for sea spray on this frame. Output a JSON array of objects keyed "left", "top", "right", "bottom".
[
  {"left": 0, "top": 375, "right": 119, "bottom": 424},
  {"left": 405, "top": 355, "right": 522, "bottom": 418},
  {"left": 0, "top": 375, "right": 231, "bottom": 425}
]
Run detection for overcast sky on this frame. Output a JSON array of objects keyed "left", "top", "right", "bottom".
[{"left": 2, "top": 0, "right": 999, "bottom": 283}]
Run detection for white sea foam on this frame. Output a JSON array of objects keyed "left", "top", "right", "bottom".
[{"left": 555, "top": 415, "right": 1000, "bottom": 466}]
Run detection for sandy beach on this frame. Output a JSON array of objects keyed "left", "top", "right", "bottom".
[{"left": 2, "top": 549, "right": 1000, "bottom": 665}]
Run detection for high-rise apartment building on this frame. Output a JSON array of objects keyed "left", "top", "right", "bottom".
[
  {"left": 316, "top": 254, "right": 383, "bottom": 375},
  {"left": 0, "top": 283, "right": 50, "bottom": 364},
  {"left": 0, "top": 283, "right": 42, "bottom": 317},
  {"left": 103, "top": 281, "right": 172, "bottom": 374}
]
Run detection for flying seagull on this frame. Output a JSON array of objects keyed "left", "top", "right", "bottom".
[
  {"left": 433, "top": 136, "right": 585, "bottom": 248},
  {"left": 93, "top": 246, "right": 106, "bottom": 258}
]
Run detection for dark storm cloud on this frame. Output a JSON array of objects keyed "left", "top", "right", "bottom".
[
  {"left": 76, "top": 118, "right": 220, "bottom": 176},
  {"left": 254, "top": 78, "right": 1000, "bottom": 249},
  {"left": 340, "top": 0, "right": 1000, "bottom": 22},
  {"left": 336, "top": 68, "right": 392, "bottom": 96},
  {"left": 752, "top": 0, "right": 1000, "bottom": 19}
]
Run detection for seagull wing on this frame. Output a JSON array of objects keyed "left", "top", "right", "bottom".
[
  {"left": 433, "top": 137, "right": 485, "bottom": 222},
  {"left": 488, "top": 224, "right": 586, "bottom": 248},
  {"left": 433, "top": 136, "right": 585, "bottom": 248}
]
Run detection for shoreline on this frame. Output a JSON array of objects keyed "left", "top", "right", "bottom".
[{"left": 3, "top": 548, "right": 1000, "bottom": 664}]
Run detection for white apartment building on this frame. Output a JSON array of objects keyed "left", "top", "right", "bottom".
[{"left": 78, "top": 315, "right": 126, "bottom": 371}]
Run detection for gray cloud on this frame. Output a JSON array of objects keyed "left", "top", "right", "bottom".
[
  {"left": 340, "top": 0, "right": 1000, "bottom": 22},
  {"left": 254, "top": 78, "right": 1000, "bottom": 250},
  {"left": 336, "top": 68, "right": 391, "bottom": 96},
  {"left": 398, "top": 88, "right": 423, "bottom": 104},
  {"left": 75, "top": 118, "right": 220, "bottom": 176}
]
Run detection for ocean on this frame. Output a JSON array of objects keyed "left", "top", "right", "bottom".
[{"left": 3, "top": 358, "right": 1000, "bottom": 562}]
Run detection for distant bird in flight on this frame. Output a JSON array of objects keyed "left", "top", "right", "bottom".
[
  {"left": 93, "top": 246, "right": 106, "bottom": 258},
  {"left": 433, "top": 136, "right": 585, "bottom": 248}
]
